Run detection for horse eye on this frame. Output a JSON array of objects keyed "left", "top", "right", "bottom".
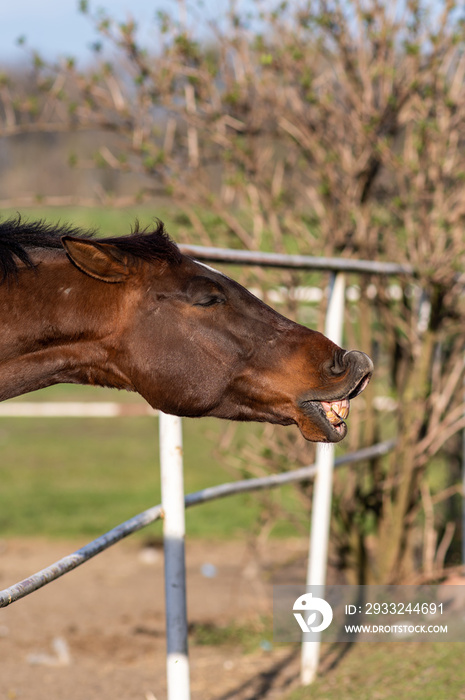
[
  {"left": 194, "top": 295, "right": 225, "bottom": 308},
  {"left": 187, "top": 275, "right": 226, "bottom": 307}
]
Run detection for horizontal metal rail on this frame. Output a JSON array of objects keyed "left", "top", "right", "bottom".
[
  {"left": 0, "top": 439, "right": 395, "bottom": 608},
  {"left": 179, "top": 244, "right": 413, "bottom": 276}
]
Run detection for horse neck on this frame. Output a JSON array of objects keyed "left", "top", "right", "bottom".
[{"left": 0, "top": 257, "right": 135, "bottom": 401}]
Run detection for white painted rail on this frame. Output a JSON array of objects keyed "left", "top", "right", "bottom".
[
  {"left": 0, "top": 402, "right": 156, "bottom": 417},
  {"left": 301, "top": 271, "right": 346, "bottom": 684},
  {"left": 159, "top": 412, "right": 191, "bottom": 700}
]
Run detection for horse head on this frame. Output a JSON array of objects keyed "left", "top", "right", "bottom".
[{"left": 58, "top": 224, "right": 373, "bottom": 442}]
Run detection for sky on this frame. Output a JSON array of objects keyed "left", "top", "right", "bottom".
[
  {"left": 0, "top": 0, "right": 448, "bottom": 66},
  {"left": 0, "top": 0, "right": 233, "bottom": 65}
]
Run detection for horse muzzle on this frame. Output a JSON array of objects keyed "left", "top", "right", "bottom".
[{"left": 297, "top": 350, "right": 373, "bottom": 442}]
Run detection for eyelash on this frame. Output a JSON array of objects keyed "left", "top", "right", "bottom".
[{"left": 195, "top": 296, "right": 224, "bottom": 307}]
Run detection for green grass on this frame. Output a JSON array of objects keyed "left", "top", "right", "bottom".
[
  {"left": 190, "top": 616, "right": 273, "bottom": 654},
  {"left": 188, "top": 616, "right": 465, "bottom": 699},
  {"left": 187, "top": 616, "right": 465, "bottom": 700},
  {"left": 286, "top": 642, "right": 465, "bottom": 700},
  {"left": 0, "top": 384, "right": 307, "bottom": 540},
  {"left": 0, "top": 205, "right": 183, "bottom": 237}
]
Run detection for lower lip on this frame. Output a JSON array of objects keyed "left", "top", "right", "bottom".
[{"left": 331, "top": 421, "right": 346, "bottom": 436}]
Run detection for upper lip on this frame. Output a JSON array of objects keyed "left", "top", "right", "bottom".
[{"left": 299, "top": 371, "right": 371, "bottom": 410}]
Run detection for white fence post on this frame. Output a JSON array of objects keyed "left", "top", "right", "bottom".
[
  {"left": 301, "top": 271, "right": 346, "bottom": 685},
  {"left": 159, "top": 412, "right": 191, "bottom": 700}
]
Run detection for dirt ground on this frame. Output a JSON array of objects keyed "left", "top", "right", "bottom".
[{"left": 0, "top": 537, "right": 308, "bottom": 700}]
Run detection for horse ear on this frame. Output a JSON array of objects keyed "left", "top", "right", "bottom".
[{"left": 61, "top": 237, "right": 132, "bottom": 283}]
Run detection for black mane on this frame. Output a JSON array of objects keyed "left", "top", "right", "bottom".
[{"left": 0, "top": 217, "right": 182, "bottom": 281}]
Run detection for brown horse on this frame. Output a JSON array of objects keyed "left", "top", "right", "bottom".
[{"left": 0, "top": 218, "right": 373, "bottom": 442}]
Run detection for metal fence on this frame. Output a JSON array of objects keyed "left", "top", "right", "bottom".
[{"left": 0, "top": 245, "right": 406, "bottom": 698}]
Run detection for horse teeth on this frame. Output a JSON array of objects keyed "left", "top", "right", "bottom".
[
  {"left": 322, "top": 399, "right": 350, "bottom": 423},
  {"left": 332, "top": 399, "right": 350, "bottom": 420}
]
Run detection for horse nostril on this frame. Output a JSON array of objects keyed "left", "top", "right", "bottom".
[{"left": 329, "top": 352, "right": 347, "bottom": 376}]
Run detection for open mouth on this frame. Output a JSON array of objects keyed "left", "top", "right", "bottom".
[
  {"left": 319, "top": 398, "right": 350, "bottom": 436},
  {"left": 300, "top": 373, "right": 371, "bottom": 442},
  {"left": 321, "top": 373, "right": 371, "bottom": 435},
  {"left": 300, "top": 398, "right": 349, "bottom": 441}
]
